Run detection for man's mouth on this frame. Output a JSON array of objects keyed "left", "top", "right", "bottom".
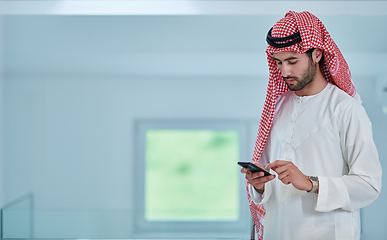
[{"left": 284, "top": 78, "right": 297, "bottom": 84}]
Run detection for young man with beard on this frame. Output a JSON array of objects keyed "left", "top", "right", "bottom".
[{"left": 241, "top": 11, "right": 382, "bottom": 240}]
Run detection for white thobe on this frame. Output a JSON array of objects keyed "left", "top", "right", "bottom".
[{"left": 249, "top": 83, "right": 382, "bottom": 240}]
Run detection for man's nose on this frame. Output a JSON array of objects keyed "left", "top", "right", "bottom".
[{"left": 282, "top": 64, "right": 292, "bottom": 77}]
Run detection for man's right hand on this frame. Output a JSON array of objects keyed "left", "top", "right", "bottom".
[{"left": 241, "top": 162, "right": 276, "bottom": 194}]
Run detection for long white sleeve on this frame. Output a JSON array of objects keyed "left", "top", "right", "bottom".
[
  {"left": 316, "top": 100, "right": 382, "bottom": 212},
  {"left": 249, "top": 181, "right": 272, "bottom": 204}
]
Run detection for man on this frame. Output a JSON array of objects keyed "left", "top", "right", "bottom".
[{"left": 241, "top": 11, "right": 382, "bottom": 240}]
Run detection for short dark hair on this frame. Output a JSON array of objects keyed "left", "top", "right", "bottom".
[
  {"left": 305, "top": 48, "right": 315, "bottom": 60},
  {"left": 305, "top": 48, "right": 324, "bottom": 67}
]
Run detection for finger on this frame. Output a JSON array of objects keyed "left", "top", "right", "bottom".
[
  {"left": 277, "top": 170, "right": 290, "bottom": 183},
  {"left": 266, "top": 160, "right": 289, "bottom": 170},
  {"left": 279, "top": 175, "right": 291, "bottom": 185},
  {"left": 250, "top": 171, "right": 265, "bottom": 179},
  {"left": 248, "top": 174, "right": 276, "bottom": 185},
  {"left": 252, "top": 162, "right": 264, "bottom": 169},
  {"left": 245, "top": 172, "right": 272, "bottom": 180},
  {"left": 271, "top": 163, "right": 292, "bottom": 175},
  {"left": 245, "top": 172, "right": 263, "bottom": 181},
  {"left": 246, "top": 171, "right": 273, "bottom": 182},
  {"left": 241, "top": 168, "right": 253, "bottom": 174}
]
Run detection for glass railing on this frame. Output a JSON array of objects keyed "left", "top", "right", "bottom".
[
  {"left": 1, "top": 194, "right": 250, "bottom": 239},
  {"left": 1, "top": 193, "right": 34, "bottom": 238}
]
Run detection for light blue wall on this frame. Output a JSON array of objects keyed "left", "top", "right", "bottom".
[
  {"left": 3, "top": 75, "right": 266, "bottom": 238},
  {"left": 0, "top": 13, "right": 4, "bottom": 208},
  {"left": 353, "top": 77, "right": 387, "bottom": 239}
]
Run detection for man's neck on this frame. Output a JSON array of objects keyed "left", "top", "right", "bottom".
[{"left": 295, "top": 69, "right": 328, "bottom": 96}]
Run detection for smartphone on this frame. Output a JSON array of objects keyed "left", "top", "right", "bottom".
[{"left": 238, "top": 162, "right": 272, "bottom": 176}]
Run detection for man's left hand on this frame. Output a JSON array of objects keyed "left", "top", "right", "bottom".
[{"left": 266, "top": 160, "right": 312, "bottom": 192}]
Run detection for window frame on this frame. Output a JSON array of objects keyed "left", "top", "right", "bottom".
[{"left": 133, "top": 119, "right": 253, "bottom": 238}]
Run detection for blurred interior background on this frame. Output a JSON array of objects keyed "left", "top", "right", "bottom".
[{"left": 0, "top": 1, "right": 386, "bottom": 239}]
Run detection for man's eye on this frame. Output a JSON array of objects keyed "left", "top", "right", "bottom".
[
  {"left": 288, "top": 61, "right": 297, "bottom": 65},
  {"left": 276, "top": 62, "right": 282, "bottom": 65}
]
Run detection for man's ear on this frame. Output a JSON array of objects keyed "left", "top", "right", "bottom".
[{"left": 313, "top": 48, "right": 323, "bottom": 63}]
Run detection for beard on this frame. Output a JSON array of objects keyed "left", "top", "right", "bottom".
[{"left": 283, "top": 59, "right": 317, "bottom": 91}]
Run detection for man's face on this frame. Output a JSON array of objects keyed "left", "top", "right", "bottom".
[{"left": 272, "top": 51, "right": 316, "bottom": 91}]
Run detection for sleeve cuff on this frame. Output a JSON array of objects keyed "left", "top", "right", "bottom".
[
  {"left": 315, "top": 176, "right": 329, "bottom": 212},
  {"left": 249, "top": 183, "right": 271, "bottom": 204}
]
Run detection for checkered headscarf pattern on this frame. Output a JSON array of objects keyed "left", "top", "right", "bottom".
[{"left": 248, "top": 11, "right": 357, "bottom": 240}]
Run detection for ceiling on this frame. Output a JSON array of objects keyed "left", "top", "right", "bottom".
[{"left": 1, "top": 1, "right": 387, "bottom": 78}]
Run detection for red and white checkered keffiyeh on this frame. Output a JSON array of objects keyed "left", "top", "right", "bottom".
[{"left": 248, "top": 11, "right": 357, "bottom": 239}]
